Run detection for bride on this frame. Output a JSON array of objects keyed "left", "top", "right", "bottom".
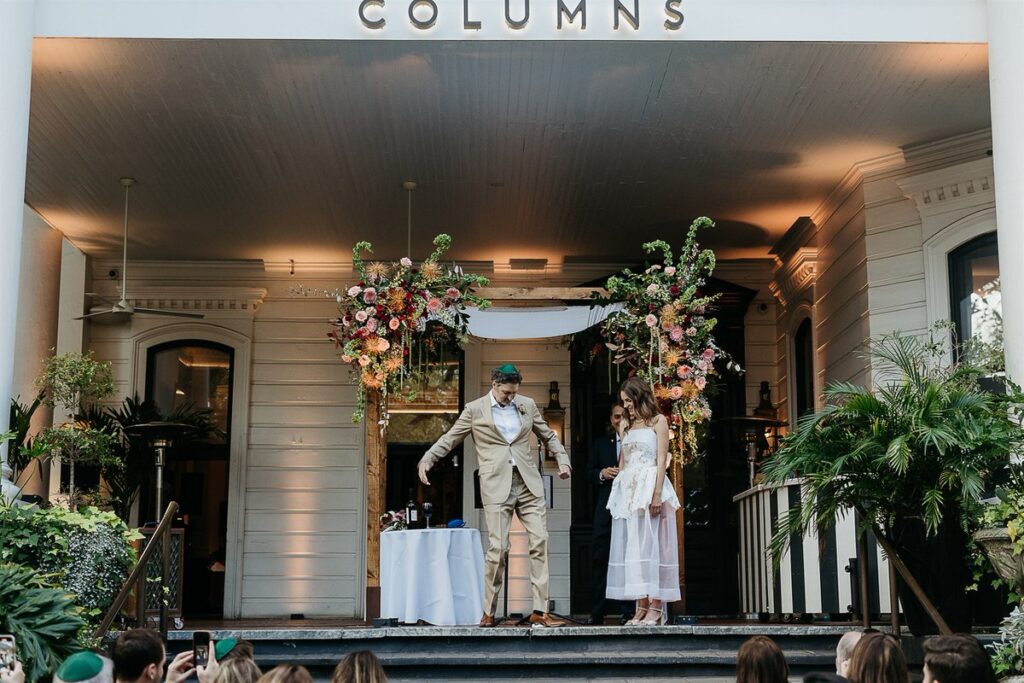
[{"left": 605, "top": 376, "right": 681, "bottom": 625}]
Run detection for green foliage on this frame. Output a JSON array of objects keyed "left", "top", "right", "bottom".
[
  {"left": 35, "top": 352, "right": 114, "bottom": 416},
  {"left": 967, "top": 465, "right": 1024, "bottom": 602},
  {"left": 0, "top": 563, "right": 86, "bottom": 683},
  {"left": 0, "top": 506, "right": 138, "bottom": 623},
  {"left": 989, "top": 606, "right": 1024, "bottom": 676},
  {"left": 7, "top": 392, "right": 43, "bottom": 479},
  {"left": 763, "top": 325, "right": 1024, "bottom": 562}
]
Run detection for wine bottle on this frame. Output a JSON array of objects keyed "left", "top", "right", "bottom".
[{"left": 405, "top": 490, "right": 419, "bottom": 529}]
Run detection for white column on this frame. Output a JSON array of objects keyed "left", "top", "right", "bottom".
[
  {"left": 0, "top": 0, "right": 35, "bottom": 502},
  {"left": 988, "top": 0, "right": 1024, "bottom": 386}
]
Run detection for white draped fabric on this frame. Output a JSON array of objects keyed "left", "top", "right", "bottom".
[
  {"left": 380, "top": 528, "right": 485, "bottom": 625},
  {"left": 465, "top": 303, "right": 624, "bottom": 340}
]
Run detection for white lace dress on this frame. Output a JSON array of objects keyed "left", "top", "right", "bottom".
[{"left": 605, "top": 426, "right": 682, "bottom": 602}]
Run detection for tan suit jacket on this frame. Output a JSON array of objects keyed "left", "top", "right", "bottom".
[{"left": 420, "top": 393, "right": 570, "bottom": 505}]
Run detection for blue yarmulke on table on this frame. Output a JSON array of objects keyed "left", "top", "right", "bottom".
[{"left": 447, "top": 519, "right": 466, "bottom": 528}]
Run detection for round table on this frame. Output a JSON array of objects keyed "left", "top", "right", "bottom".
[{"left": 380, "top": 528, "right": 484, "bottom": 626}]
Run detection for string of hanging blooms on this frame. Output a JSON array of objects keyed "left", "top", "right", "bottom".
[
  {"left": 297, "top": 234, "right": 489, "bottom": 430},
  {"left": 597, "top": 217, "right": 741, "bottom": 464}
]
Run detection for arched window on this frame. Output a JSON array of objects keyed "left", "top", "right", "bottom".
[
  {"left": 793, "top": 317, "right": 814, "bottom": 418},
  {"left": 948, "top": 232, "right": 1001, "bottom": 349}
]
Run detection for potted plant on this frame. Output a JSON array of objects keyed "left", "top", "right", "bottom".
[
  {"left": 971, "top": 467, "right": 1024, "bottom": 599},
  {"left": 763, "top": 325, "right": 1024, "bottom": 635},
  {"left": 33, "top": 352, "right": 116, "bottom": 508}
]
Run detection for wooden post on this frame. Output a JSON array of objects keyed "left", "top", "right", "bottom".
[
  {"left": 671, "top": 457, "right": 686, "bottom": 615},
  {"left": 365, "top": 389, "right": 387, "bottom": 621}
]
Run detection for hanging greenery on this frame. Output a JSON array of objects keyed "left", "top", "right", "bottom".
[
  {"left": 595, "top": 217, "right": 738, "bottom": 463},
  {"left": 299, "top": 234, "right": 489, "bottom": 429}
]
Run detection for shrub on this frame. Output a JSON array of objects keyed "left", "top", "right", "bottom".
[
  {"left": 0, "top": 563, "right": 86, "bottom": 682},
  {"left": 0, "top": 506, "right": 138, "bottom": 622}
]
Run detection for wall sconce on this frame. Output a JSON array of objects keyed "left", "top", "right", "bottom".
[{"left": 542, "top": 381, "right": 565, "bottom": 461}]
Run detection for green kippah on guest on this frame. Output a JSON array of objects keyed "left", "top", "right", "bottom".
[
  {"left": 54, "top": 651, "right": 113, "bottom": 683},
  {"left": 491, "top": 364, "right": 522, "bottom": 383}
]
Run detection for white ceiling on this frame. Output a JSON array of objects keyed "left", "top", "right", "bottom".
[{"left": 25, "top": 39, "right": 991, "bottom": 267}]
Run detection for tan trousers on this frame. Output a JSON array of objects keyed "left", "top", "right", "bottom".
[{"left": 482, "top": 469, "right": 550, "bottom": 615}]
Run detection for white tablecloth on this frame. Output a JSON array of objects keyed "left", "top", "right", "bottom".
[{"left": 380, "top": 528, "right": 484, "bottom": 626}]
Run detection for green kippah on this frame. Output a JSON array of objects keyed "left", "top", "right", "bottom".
[
  {"left": 56, "top": 652, "right": 103, "bottom": 683},
  {"left": 495, "top": 364, "right": 519, "bottom": 375},
  {"left": 214, "top": 638, "right": 239, "bottom": 660}
]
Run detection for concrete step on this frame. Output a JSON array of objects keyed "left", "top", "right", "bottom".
[{"left": 165, "top": 623, "right": 849, "bottom": 680}]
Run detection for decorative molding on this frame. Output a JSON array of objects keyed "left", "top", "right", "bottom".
[
  {"left": 770, "top": 248, "right": 818, "bottom": 307},
  {"left": 122, "top": 286, "right": 267, "bottom": 314},
  {"left": 896, "top": 157, "right": 995, "bottom": 220}
]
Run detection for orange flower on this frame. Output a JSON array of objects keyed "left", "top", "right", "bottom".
[
  {"left": 663, "top": 351, "right": 681, "bottom": 367},
  {"left": 361, "top": 370, "right": 383, "bottom": 389},
  {"left": 366, "top": 262, "right": 390, "bottom": 281},
  {"left": 653, "top": 384, "right": 671, "bottom": 400},
  {"left": 385, "top": 356, "right": 404, "bottom": 372},
  {"left": 420, "top": 262, "right": 442, "bottom": 280},
  {"left": 386, "top": 288, "right": 406, "bottom": 312}
]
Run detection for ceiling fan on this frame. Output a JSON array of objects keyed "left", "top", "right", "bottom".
[{"left": 76, "top": 177, "right": 203, "bottom": 323}]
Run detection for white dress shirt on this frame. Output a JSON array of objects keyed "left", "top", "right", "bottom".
[
  {"left": 599, "top": 435, "right": 622, "bottom": 482},
  {"left": 490, "top": 392, "right": 523, "bottom": 445}
]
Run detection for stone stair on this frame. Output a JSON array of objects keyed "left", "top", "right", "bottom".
[{"left": 165, "top": 623, "right": 854, "bottom": 681}]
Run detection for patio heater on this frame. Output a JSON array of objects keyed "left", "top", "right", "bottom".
[{"left": 125, "top": 421, "right": 195, "bottom": 521}]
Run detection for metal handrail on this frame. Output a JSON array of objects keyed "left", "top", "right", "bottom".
[{"left": 94, "top": 501, "right": 179, "bottom": 640}]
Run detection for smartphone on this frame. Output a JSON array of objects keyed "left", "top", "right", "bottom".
[
  {"left": 0, "top": 635, "right": 16, "bottom": 675},
  {"left": 192, "top": 631, "right": 211, "bottom": 668}
]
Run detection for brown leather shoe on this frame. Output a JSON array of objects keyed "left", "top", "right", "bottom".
[
  {"left": 528, "top": 612, "right": 566, "bottom": 628},
  {"left": 478, "top": 613, "right": 497, "bottom": 627}
]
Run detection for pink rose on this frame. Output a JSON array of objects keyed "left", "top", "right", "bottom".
[
  {"left": 446, "top": 287, "right": 461, "bottom": 300},
  {"left": 389, "top": 317, "right": 400, "bottom": 331},
  {"left": 645, "top": 314, "right": 658, "bottom": 328},
  {"left": 665, "top": 266, "right": 677, "bottom": 276},
  {"left": 668, "top": 386, "right": 683, "bottom": 400},
  {"left": 703, "top": 347, "right": 715, "bottom": 360},
  {"left": 341, "top": 354, "right": 353, "bottom": 363},
  {"left": 427, "top": 298, "right": 443, "bottom": 313},
  {"left": 695, "top": 376, "right": 707, "bottom": 390},
  {"left": 670, "top": 326, "right": 684, "bottom": 342},
  {"left": 355, "top": 310, "right": 368, "bottom": 322},
  {"left": 697, "top": 359, "right": 708, "bottom": 371},
  {"left": 646, "top": 284, "right": 659, "bottom": 295},
  {"left": 686, "top": 327, "right": 697, "bottom": 337},
  {"left": 377, "top": 337, "right": 390, "bottom": 352},
  {"left": 400, "top": 257, "right": 412, "bottom": 267},
  {"left": 366, "top": 317, "right": 378, "bottom": 332},
  {"left": 677, "top": 365, "right": 692, "bottom": 379},
  {"left": 363, "top": 288, "right": 377, "bottom": 304},
  {"left": 347, "top": 285, "right": 362, "bottom": 297},
  {"left": 358, "top": 355, "right": 371, "bottom": 367}
]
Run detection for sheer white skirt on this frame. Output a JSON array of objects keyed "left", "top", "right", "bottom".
[{"left": 605, "top": 467, "right": 681, "bottom": 602}]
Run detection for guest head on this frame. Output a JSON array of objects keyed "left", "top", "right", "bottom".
[
  {"left": 255, "top": 665, "right": 313, "bottom": 683},
  {"left": 110, "top": 629, "right": 164, "bottom": 683},
  {"left": 609, "top": 401, "right": 625, "bottom": 433},
  {"left": 211, "top": 657, "right": 261, "bottom": 683},
  {"left": 332, "top": 651, "right": 387, "bottom": 683},
  {"left": 736, "top": 635, "right": 789, "bottom": 683},
  {"left": 619, "top": 376, "right": 658, "bottom": 426},
  {"left": 490, "top": 364, "right": 522, "bottom": 405},
  {"left": 846, "top": 632, "right": 908, "bottom": 683},
  {"left": 836, "top": 631, "right": 864, "bottom": 677},
  {"left": 54, "top": 651, "right": 114, "bottom": 683},
  {"left": 214, "top": 640, "right": 254, "bottom": 664},
  {"left": 922, "top": 634, "right": 995, "bottom": 683}
]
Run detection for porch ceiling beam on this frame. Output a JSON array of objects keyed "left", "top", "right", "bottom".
[
  {"left": 32, "top": 0, "right": 986, "bottom": 43},
  {"left": 476, "top": 287, "right": 606, "bottom": 302}
]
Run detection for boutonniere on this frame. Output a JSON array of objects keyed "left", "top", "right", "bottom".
[{"left": 515, "top": 402, "right": 526, "bottom": 416}]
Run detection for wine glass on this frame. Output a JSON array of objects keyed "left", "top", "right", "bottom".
[{"left": 423, "top": 501, "right": 434, "bottom": 528}]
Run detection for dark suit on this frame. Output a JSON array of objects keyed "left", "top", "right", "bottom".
[{"left": 586, "top": 432, "right": 630, "bottom": 619}]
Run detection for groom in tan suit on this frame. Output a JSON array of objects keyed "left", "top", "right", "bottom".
[{"left": 418, "top": 364, "right": 571, "bottom": 627}]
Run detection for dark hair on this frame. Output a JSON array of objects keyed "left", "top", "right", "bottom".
[
  {"left": 922, "top": 635, "right": 995, "bottom": 683},
  {"left": 736, "top": 636, "right": 789, "bottom": 683},
  {"left": 111, "top": 629, "right": 163, "bottom": 681},
  {"left": 618, "top": 376, "right": 659, "bottom": 429},
  {"left": 220, "top": 640, "right": 255, "bottom": 663},
  {"left": 332, "top": 651, "right": 388, "bottom": 683},
  {"left": 257, "top": 665, "right": 314, "bottom": 683},
  {"left": 490, "top": 367, "right": 522, "bottom": 385},
  {"left": 846, "top": 632, "right": 908, "bottom": 683}
]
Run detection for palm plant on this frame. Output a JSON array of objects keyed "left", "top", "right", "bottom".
[
  {"left": 763, "top": 326, "right": 1024, "bottom": 632},
  {"left": 6, "top": 392, "right": 43, "bottom": 482}
]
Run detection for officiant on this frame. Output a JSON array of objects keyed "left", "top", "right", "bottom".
[{"left": 585, "top": 401, "right": 634, "bottom": 625}]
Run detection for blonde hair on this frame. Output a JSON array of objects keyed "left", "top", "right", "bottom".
[
  {"left": 331, "top": 651, "right": 388, "bottom": 683},
  {"left": 255, "top": 665, "right": 313, "bottom": 683},
  {"left": 213, "top": 658, "right": 262, "bottom": 683}
]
